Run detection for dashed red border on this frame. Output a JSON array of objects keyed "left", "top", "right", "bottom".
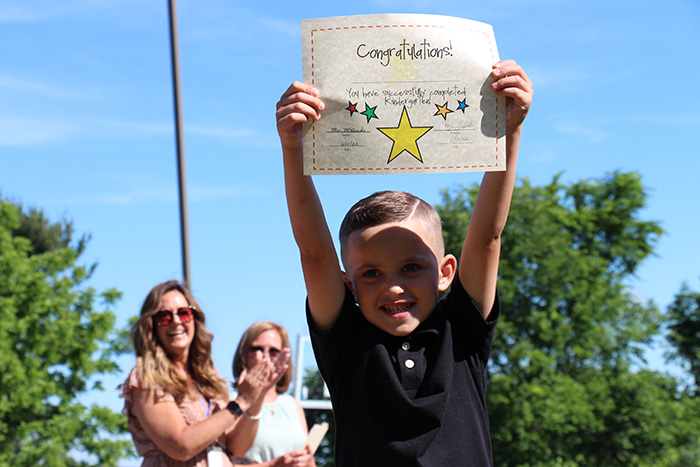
[{"left": 308, "top": 22, "right": 500, "bottom": 172}]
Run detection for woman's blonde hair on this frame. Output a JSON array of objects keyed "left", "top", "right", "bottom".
[
  {"left": 232, "top": 321, "right": 293, "bottom": 394},
  {"left": 130, "top": 280, "right": 229, "bottom": 401}
]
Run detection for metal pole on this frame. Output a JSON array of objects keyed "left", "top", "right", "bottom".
[
  {"left": 167, "top": 0, "right": 192, "bottom": 288},
  {"left": 294, "top": 334, "right": 333, "bottom": 411}
]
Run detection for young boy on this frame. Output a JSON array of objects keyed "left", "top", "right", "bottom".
[{"left": 276, "top": 60, "right": 532, "bottom": 465}]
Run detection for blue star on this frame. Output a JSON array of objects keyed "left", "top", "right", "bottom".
[{"left": 457, "top": 98, "right": 469, "bottom": 113}]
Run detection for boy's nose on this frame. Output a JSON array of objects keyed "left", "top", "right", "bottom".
[{"left": 386, "top": 281, "right": 405, "bottom": 296}]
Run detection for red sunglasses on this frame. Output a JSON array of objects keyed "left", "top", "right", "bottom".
[{"left": 153, "top": 306, "right": 196, "bottom": 327}]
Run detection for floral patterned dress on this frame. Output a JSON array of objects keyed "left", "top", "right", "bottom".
[{"left": 120, "top": 367, "right": 234, "bottom": 467}]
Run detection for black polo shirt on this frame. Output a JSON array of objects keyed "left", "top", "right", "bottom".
[{"left": 307, "top": 274, "right": 500, "bottom": 466}]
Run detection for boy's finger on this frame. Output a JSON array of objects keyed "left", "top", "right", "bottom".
[
  {"left": 491, "top": 61, "right": 531, "bottom": 87},
  {"left": 278, "top": 81, "right": 306, "bottom": 102},
  {"left": 276, "top": 109, "right": 311, "bottom": 129},
  {"left": 276, "top": 99, "right": 325, "bottom": 127},
  {"left": 276, "top": 89, "right": 320, "bottom": 110},
  {"left": 491, "top": 75, "right": 531, "bottom": 95},
  {"left": 277, "top": 93, "right": 325, "bottom": 118},
  {"left": 277, "top": 83, "right": 320, "bottom": 109},
  {"left": 280, "top": 81, "right": 318, "bottom": 100},
  {"left": 276, "top": 104, "right": 320, "bottom": 133},
  {"left": 492, "top": 68, "right": 529, "bottom": 86},
  {"left": 490, "top": 73, "right": 533, "bottom": 110}
]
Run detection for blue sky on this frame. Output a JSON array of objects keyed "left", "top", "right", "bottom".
[{"left": 2, "top": 0, "right": 699, "bottom": 445}]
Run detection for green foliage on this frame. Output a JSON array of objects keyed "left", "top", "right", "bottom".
[
  {"left": 489, "top": 368, "right": 700, "bottom": 466},
  {"left": 667, "top": 282, "right": 700, "bottom": 391},
  {"left": 6, "top": 196, "right": 89, "bottom": 257},
  {"left": 439, "top": 172, "right": 664, "bottom": 372},
  {"left": 0, "top": 200, "right": 133, "bottom": 465},
  {"left": 436, "top": 171, "right": 700, "bottom": 465},
  {"left": 302, "top": 369, "right": 335, "bottom": 467}
]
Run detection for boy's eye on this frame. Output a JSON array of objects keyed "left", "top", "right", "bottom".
[
  {"left": 403, "top": 263, "right": 421, "bottom": 272},
  {"left": 363, "top": 269, "right": 380, "bottom": 278}
]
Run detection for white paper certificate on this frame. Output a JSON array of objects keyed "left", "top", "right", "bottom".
[{"left": 301, "top": 14, "right": 505, "bottom": 175}]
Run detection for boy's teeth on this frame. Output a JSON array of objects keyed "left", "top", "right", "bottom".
[{"left": 384, "top": 304, "right": 410, "bottom": 313}]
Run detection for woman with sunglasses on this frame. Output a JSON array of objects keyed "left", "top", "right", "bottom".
[
  {"left": 121, "top": 281, "right": 290, "bottom": 466},
  {"left": 230, "top": 322, "right": 316, "bottom": 467}
]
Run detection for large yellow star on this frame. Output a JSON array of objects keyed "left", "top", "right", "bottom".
[{"left": 377, "top": 107, "right": 432, "bottom": 163}]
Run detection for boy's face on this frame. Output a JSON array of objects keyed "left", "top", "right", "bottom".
[{"left": 344, "top": 217, "right": 456, "bottom": 337}]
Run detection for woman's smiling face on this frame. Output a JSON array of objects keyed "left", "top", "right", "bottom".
[{"left": 156, "top": 290, "right": 195, "bottom": 362}]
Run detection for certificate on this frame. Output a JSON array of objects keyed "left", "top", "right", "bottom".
[{"left": 302, "top": 14, "right": 505, "bottom": 175}]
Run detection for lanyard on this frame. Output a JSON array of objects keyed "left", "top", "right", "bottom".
[
  {"left": 199, "top": 396, "right": 213, "bottom": 418},
  {"left": 200, "top": 392, "right": 226, "bottom": 467}
]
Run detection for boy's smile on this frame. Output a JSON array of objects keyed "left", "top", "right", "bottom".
[{"left": 344, "top": 217, "right": 456, "bottom": 336}]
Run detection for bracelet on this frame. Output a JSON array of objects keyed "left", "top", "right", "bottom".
[{"left": 245, "top": 410, "right": 262, "bottom": 420}]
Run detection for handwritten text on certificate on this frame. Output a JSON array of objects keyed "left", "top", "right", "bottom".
[{"left": 302, "top": 14, "right": 505, "bottom": 175}]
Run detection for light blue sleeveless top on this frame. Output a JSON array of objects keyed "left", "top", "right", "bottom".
[{"left": 237, "top": 394, "right": 307, "bottom": 463}]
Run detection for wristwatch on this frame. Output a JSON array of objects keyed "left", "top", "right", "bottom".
[{"left": 226, "top": 400, "right": 243, "bottom": 417}]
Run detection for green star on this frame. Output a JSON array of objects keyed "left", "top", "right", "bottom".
[{"left": 360, "top": 103, "right": 378, "bottom": 123}]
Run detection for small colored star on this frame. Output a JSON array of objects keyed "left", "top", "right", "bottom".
[
  {"left": 434, "top": 102, "right": 453, "bottom": 120},
  {"left": 360, "top": 103, "right": 378, "bottom": 123},
  {"left": 457, "top": 98, "right": 469, "bottom": 113},
  {"left": 377, "top": 106, "right": 432, "bottom": 164},
  {"left": 346, "top": 101, "right": 358, "bottom": 116}
]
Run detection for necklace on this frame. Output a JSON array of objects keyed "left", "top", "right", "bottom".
[{"left": 264, "top": 391, "right": 278, "bottom": 415}]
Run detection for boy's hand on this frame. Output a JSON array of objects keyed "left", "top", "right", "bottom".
[
  {"left": 460, "top": 60, "right": 532, "bottom": 318},
  {"left": 276, "top": 81, "right": 325, "bottom": 153},
  {"left": 490, "top": 60, "right": 533, "bottom": 133}
]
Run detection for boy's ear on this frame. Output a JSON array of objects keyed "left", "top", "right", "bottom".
[
  {"left": 438, "top": 254, "right": 457, "bottom": 292},
  {"left": 341, "top": 271, "right": 358, "bottom": 301}
]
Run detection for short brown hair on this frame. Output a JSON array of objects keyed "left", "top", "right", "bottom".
[
  {"left": 339, "top": 190, "right": 444, "bottom": 266},
  {"left": 232, "top": 321, "right": 293, "bottom": 394}
]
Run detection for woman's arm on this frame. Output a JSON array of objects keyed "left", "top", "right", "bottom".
[
  {"left": 131, "top": 354, "right": 288, "bottom": 462},
  {"left": 226, "top": 350, "right": 291, "bottom": 455},
  {"left": 131, "top": 389, "right": 247, "bottom": 461}
]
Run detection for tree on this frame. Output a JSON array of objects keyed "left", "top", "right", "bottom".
[
  {"left": 0, "top": 199, "right": 133, "bottom": 466},
  {"left": 11, "top": 203, "right": 87, "bottom": 256},
  {"left": 302, "top": 369, "right": 335, "bottom": 467},
  {"left": 667, "top": 281, "right": 700, "bottom": 392},
  {"left": 436, "top": 171, "right": 700, "bottom": 465}
]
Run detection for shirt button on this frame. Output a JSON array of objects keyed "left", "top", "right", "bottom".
[
  {"left": 404, "top": 359, "right": 415, "bottom": 369},
  {"left": 401, "top": 342, "right": 410, "bottom": 351}
]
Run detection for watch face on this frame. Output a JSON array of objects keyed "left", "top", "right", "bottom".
[{"left": 227, "top": 401, "right": 242, "bottom": 416}]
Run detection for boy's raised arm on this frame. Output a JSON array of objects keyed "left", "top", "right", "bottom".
[
  {"left": 276, "top": 82, "right": 347, "bottom": 331},
  {"left": 459, "top": 60, "right": 533, "bottom": 318}
]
